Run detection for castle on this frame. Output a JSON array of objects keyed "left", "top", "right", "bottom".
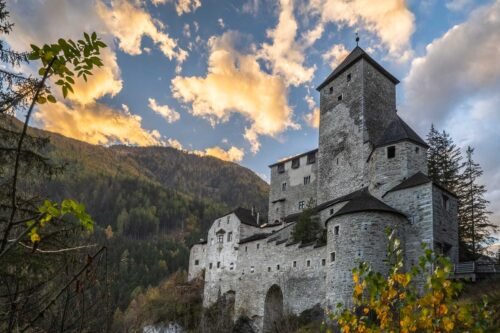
[{"left": 188, "top": 46, "right": 459, "bottom": 332}]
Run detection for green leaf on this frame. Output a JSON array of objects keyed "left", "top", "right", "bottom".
[
  {"left": 38, "top": 67, "right": 46, "bottom": 76},
  {"left": 66, "top": 76, "right": 75, "bottom": 84},
  {"left": 62, "top": 86, "right": 68, "bottom": 98},
  {"left": 95, "top": 41, "right": 107, "bottom": 48},
  {"left": 47, "top": 95, "right": 56, "bottom": 103},
  {"left": 66, "top": 84, "right": 74, "bottom": 93},
  {"left": 84, "top": 32, "right": 91, "bottom": 44},
  {"left": 55, "top": 79, "right": 65, "bottom": 85},
  {"left": 36, "top": 96, "right": 47, "bottom": 104},
  {"left": 28, "top": 52, "right": 40, "bottom": 60},
  {"left": 91, "top": 32, "right": 97, "bottom": 41}
]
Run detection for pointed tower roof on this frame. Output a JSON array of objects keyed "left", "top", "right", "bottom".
[
  {"left": 376, "top": 115, "right": 429, "bottom": 148},
  {"left": 316, "top": 46, "right": 400, "bottom": 91}
]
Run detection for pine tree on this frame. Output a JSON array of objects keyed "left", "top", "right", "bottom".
[
  {"left": 457, "top": 146, "right": 496, "bottom": 259},
  {"left": 426, "top": 126, "right": 463, "bottom": 193}
]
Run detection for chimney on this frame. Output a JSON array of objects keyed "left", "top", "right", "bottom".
[{"left": 256, "top": 212, "right": 260, "bottom": 225}]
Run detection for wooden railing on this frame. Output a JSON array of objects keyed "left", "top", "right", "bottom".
[{"left": 453, "top": 261, "right": 500, "bottom": 274}]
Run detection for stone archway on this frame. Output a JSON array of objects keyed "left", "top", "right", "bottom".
[{"left": 263, "top": 284, "right": 284, "bottom": 333}]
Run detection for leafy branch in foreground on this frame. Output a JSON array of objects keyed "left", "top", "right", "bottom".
[{"left": 329, "top": 230, "right": 495, "bottom": 333}]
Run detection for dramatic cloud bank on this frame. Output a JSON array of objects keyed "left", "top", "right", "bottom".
[
  {"left": 172, "top": 31, "right": 298, "bottom": 153},
  {"left": 403, "top": 0, "right": 500, "bottom": 231}
]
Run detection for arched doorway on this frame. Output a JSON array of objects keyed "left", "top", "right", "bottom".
[{"left": 263, "top": 285, "right": 284, "bottom": 333}]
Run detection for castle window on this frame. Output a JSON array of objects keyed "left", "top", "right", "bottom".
[
  {"left": 217, "top": 234, "right": 224, "bottom": 244},
  {"left": 306, "top": 260, "right": 311, "bottom": 267},
  {"left": 230, "top": 262, "right": 234, "bottom": 270},
  {"left": 209, "top": 263, "right": 213, "bottom": 269},
  {"left": 245, "top": 246, "right": 247, "bottom": 252},
  {"left": 322, "top": 259, "right": 326, "bottom": 266},
  {"left": 329, "top": 86, "right": 333, "bottom": 94},
  {"left": 442, "top": 195, "right": 450, "bottom": 211},
  {"left": 217, "top": 261, "right": 221, "bottom": 268},
  {"left": 291, "top": 157, "right": 300, "bottom": 169},
  {"left": 227, "top": 215, "right": 230, "bottom": 223},
  {"left": 293, "top": 261, "right": 297, "bottom": 268},
  {"left": 227, "top": 232, "right": 233, "bottom": 242},
  {"left": 298, "top": 201, "right": 305, "bottom": 210},
  {"left": 347, "top": 73, "right": 352, "bottom": 82},
  {"left": 307, "top": 153, "right": 316, "bottom": 164},
  {"left": 330, "top": 252, "right": 336, "bottom": 262},
  {"left": 218, "top": 220, "right": 221, "bottom": 226},
  {"left": 268, "top": 267, "right": 271, "bottom": 272},
  {"left": 195, "top": 260, "right": 199, "bottom": 266},
  {"left": 387, "top": 146, "right": 396, "bottom": 159},
  {"left": 334, "top": 225, "right": 339, "bottom": 235},
  {"left": 277, "top": 163, "right": 285, "bottom": 173},
  {"left": 336, "top": 158, "right": 339, "bottom": 165},
  {"left": 250, "top": 266, "right": 254, "bottom": 273},
  {"left": 415, "top": 147, "right": 420, "bottom": 154},
  {"left": 257, "top": 243, "right": 260, "bottom": 249},
  {"left": 276, "top": 264, "right": 280, "bottom": 270},
  {"left": 304, "top": 176, "right": 311, "bottom": 185},
  {"left": 330, "top": 208, "right": 334, "bottom": 215},
  {"left": 357, "top": 250, "right": 362, "bottom": 257},
  {"left": 338, "top": 94, "right": 343, "bottom": 101},
  {"left": 282, "top": 182, "right": 287, "bottom": 191}
]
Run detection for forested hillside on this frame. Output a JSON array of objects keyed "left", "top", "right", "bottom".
[{"left": 1, "top": 115, "right": 269, "bottom": 309}]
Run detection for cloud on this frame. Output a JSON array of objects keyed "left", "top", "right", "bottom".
[
  {"left": 150, "top": 0, "right": 201, "bottom": 15},
  {"left": 446, "top": 0, "right": 474, "bottom": 11},
  {"left": 403, "top": 0, "right": 500, "bottom": 128},
  {"left": 148, "top": 98, "right": 180, "bottom": 123},
  {"left": 242, "top": 0, "right": 259, "bottom": 15},
  {"left": 403, "top": 0, "right": 500, "bottom": 232},
  {"left": 166, "top": 138, "right": 183, "bottom": 149},
  {"left": 96, "top": 0, "right": 187, "bottom": 64},
  {"left": 200, "top": 146, "right": 245, "bottom": 162},
  {"left": 34, "top": 102, "right": 163, "bottom": 146},
  {"left": 218, "top": 18, "right": 225, "bottom": 28},
  {"left": 304, "top": 107, "right": 320, "bottom": 128},
  {"left": 322, "top": 44, "right": 349, "bottom": 69},
  {"left": 171, "top": 31, "right": 298, "bottom": 153},
  {"left": 306, "top": 0, "right": 415, "bottom": 61},
  {"left": 259, "top": 0, "right": 315, "bottom": 86}
]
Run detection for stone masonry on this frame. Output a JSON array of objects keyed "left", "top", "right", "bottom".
[{"left": 188, "top": 46, "right": 459, "bottom": 332}]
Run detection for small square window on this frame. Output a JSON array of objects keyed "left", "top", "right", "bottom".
[
  {"left": 217, "top": 234, "right": 224, "bottom": 244},
  {"left": 330, "top": 252, "right": 336, "bottom": 262},
  {"left": 347, "top": 73, "right": 352, "bottom": 82},
  {"left": 387, "top": 146, "right": 396, "bottom": 159},
  {"left": 336, "top": 158, "right": 339, "bottom": 165},
  {"left": 195, "top": 259, "right": 199, "bottom": 266},
  {"left": 245, "top": 246, "right": 248, "bottom": 252},
  {"left": 329, "top": 86, "right": 333, "bottom": 94},
  {"left": 230, "top": 262, "right": 234, "bottom": 270},
  {"left": 298, "top": 201, "right": 305, "bottom": 210},
  {"left": 268, "top": 267, "right": 271, "bottom": 272},
  {"left": 307, "top": 153, "right": 316, "bottom": 164},
  {"left": 334, "top": 225, "right": 339, "bottom": 235},
  {"left": 282, "top": 182, "right": 287, "bottom": 191},
  {"left": 293, "top": 261, "right": 297, "bottom": 268},
  {"left": 307, "top": 260, "right": 311, "bottom": 267},
  {"left": 227, "top": 216, "right": 230, "bottom": 223},
  {"left": 291, "top": 158, "right": 300, "bottom": 169},
  {"left": 338, "top": 94, "right": 343, "bottom": 101},
  {"left": 322, "top": 259, "right": 326, "bottom": 266},
  {"left": 227, "top": 232, "right": 233, "bottom": 242},
  {"left": 330, "top": 208, "right": 334, "bottom": 215},
  {"left": 277, "top": 163, "right": 285, "bottom": 173},
  {"left": 250, "top": 266, "right": 254, "bottom": 273},
  {"left": 217, "top": 262, "right": 221, "bottom": 268},
  {"left": 276, "top": 264, "right": 280, "bottom": 270},
  {"left": 209, "top": 263, "right": 213, "bottom": 269},
  {"left": 303, "top": 176, "right": 311, "bottom": 185},
  {"left": 442, "top": 195, "right": 450, "bottom": 211},
  {"left": 415, "top": 147, "right": 420, "bottom": 154},
  {"left": 257, "top": 243, "right": 260, "bottom": 249}
]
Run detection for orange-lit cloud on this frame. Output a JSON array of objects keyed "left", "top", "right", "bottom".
[
  {"left": 259, "top": 0, "right": 315, "bottom": 86},
  {"left": 152, "top": 0, "right": 202, "bottom": 15},
  {"left": 172, "top": 31, "right": 298, "bottom": 153},
  {"left": 304, "top": 107, "right": 320, "bottom": 128},
  {"left": 199, "top": 146, "right": 245, "bottom": 162},
  {"left": 322, "top": 44, "right": 349, "bottom": 69},
  {"left": 96, "top": 0, "right": 187, "bottom": 63},
  {"left": 306, "top": 0, "right": 415, "bottom": 61},
  {"left": 148, "top": 98, "right": 180, "bottom": 123},
  {"left": 35, "top": 102, "right": 163, "bottom": 146}
]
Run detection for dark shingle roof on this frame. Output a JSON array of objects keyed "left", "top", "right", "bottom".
[
  {"left": 328, "top": 188, "right": 406, "bottom": 220},
  {"left": 316, "top": 46, "right": 399, "bottom": 91},
  {"left": 269, "top": 148, "right": 318, "bottom": 168},
  {"left": 384, "top": 172, "right": 457, "bottom": 198},
  {"left": 232, "top": 207, "right": 261, "bottom": 227},
  {"left": 239, "top": 233, "right": 270, "bottom": 244},
  {"left": 376, "top": 116, "right": 428, "bottom": 148}
]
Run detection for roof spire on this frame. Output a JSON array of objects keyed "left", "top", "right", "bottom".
[{"left": 355, "top": 32, "right": 360, "bottom": 47}]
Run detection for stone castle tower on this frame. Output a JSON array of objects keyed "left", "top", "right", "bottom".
[{"left": 188, "top": 46, "right": 459, "bottom": 332}]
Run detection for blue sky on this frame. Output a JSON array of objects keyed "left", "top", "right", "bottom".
[{"left": 5, "top": 0, "right": 500, "bottom": 235}]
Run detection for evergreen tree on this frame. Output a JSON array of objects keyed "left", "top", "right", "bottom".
[
  {"left": 426, "top": 125, "right": 463, "bottom": 193},
  {"left": 291, "top": 199, "right": 322, "bottom": 243},
  {"left": 457, "top": 146, "right": 496, "bottom": 259}
]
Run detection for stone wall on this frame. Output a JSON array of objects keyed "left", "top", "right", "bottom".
[
  {"left": 432, "top": 186, "right": 459, "bottom": 263},
  {"left": 268, "top": 152, "right": 318, "bottom": 222}
]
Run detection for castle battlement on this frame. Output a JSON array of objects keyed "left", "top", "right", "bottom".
[{"left": 188, "top": 46, "right": 459, "bottom": 333}]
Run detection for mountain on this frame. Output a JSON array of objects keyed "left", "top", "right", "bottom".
[{"left": 1, "top": 115, "right": 269, "bottom": 309}]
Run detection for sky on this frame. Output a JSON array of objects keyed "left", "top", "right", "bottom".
[{"left": 4, "top": 0, "right": 500, "bottom": 236}]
